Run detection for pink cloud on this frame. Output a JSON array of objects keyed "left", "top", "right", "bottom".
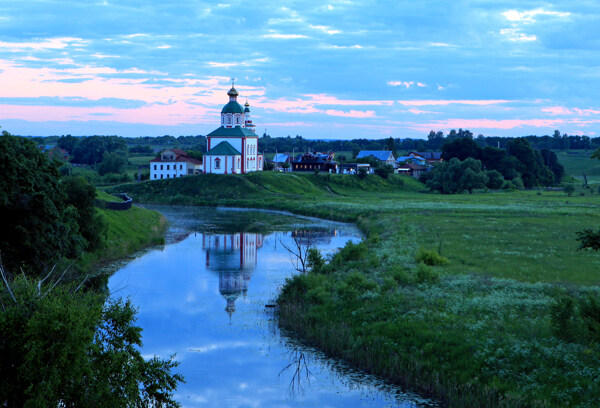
[{"left": 543, "top": 106, "right": 600, "bottom": 116}]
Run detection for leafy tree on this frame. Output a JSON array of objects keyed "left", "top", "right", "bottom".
[
  {"left": 62, "top": 176, "right": 106, "bottom": 251},
  {"left": 56, "top": 134, "right": 78, "bottom": 154},
  {"left": 427, "top": 158, "right": 487, "bottom": 194},
  {"left": 540, "top": 149, "right": 564, "bottom": 183},
  {"left": 357, "top": 167, "right": 368, "bottom": 179},
  {"left": 186, "top": 150, "right": 203, "bottom": 161},
  {"left": 98, "top": 151, "right": 127, "bottom": 175},
  {"left": 485, "top": 170, "right": 504, "bottom": 189},
  {"left": 374, "top": 164, "right": 394, "bottom": 179},
  {"left": 441, "top": 137, "right": 482, "bottom": 161},
  {"left": 0, "top": 275, "right": 183, "bottom": 407},
  {"left": 385, "top": 137, "right": 397, "bottom": 157},
  {"left": 0, "top": 132, "right": 84, "bottom": 274},
  {"left": 564, "top": 184, "right": 575, "bottom": 197}
]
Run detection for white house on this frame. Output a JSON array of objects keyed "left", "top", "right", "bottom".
[
  {"left": 203, "top": 84, "right": 264, "bottom": 174},
  {"left": 150, "top": 149, "right": 202, "bottom": 180}
]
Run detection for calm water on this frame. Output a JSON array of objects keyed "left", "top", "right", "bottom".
[{"left": 108, "top": 206, "right": 439, "bottom": 408}]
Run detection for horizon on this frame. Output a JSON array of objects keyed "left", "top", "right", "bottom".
[{"left": 1, "top": 1, "right": 599, "bottom": 139}]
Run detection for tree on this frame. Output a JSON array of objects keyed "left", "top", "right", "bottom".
[
  {"left": 385, "top": 137, "right": 397, "bottom": 157},
  {"left": 485, "top": 170, "right": 504, "bottom": 189},
  {"left": 0, "top": 272, "right": 183, "bottom": 407},
  {"left": 442, "top": 137, "right": 482, "bottom": 161},
  {"left": 0, "top": 132, "right": 84, "bottom": 274},
  {"left": 62, "top": 176, "right": 106, "bottom": 251},
  {"left": 374, "top": 164, "right": 394, "bottom": 179},
  {"left": 564, "top": 184, "right": 575, "bottom": 197},
  {"left": 426, "top": 157, "right": 487, "bottom": 194},
  {"left": 98, "top": 151, "right": 127, "bottom": 175}
]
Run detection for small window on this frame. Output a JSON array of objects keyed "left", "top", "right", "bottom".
[
  {"left": 154, "top": 164, "right": 157, "bottom": 170},
  {"left": 215, "top": 158, "right": 221, "bottom": 169},
  {"left": 160, "top": 174, "right": 163, "bottom": 179},
  {"left": 180, "top": 164, "right": 183, "bottom": 170},
  {"left": 167, "top": 174, "right": 170, "bottom": 178},
  {"left": 167, "top": 165, "right": 170, "bottom": 170},
  {"left": 160, "top": 165, "right": 163, "bottom": 170},
  {"left": 154, "top": 174, "right": 157, "bottom": 179}
]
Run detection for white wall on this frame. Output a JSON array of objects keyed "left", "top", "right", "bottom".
[
  {"left": 150, "top": 161, "right": 188, "bottom": 180},
  {"left": 204, "top": 155, "right": 241, "bottom": 174}
]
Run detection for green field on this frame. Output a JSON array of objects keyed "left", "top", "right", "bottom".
[
  {"left": 112, "top": 172, "right": 600, "bottom": 407},
  {"left": 555, "top": 150, "right": 600, "bottom": 184}
]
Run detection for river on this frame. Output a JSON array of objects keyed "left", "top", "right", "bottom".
[{"left": 107, "top": 205, "right": 439, "bottom": 408}]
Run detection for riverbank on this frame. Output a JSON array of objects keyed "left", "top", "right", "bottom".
[
  {"left": 73, "top": 189, "right": 167, "bottom": 276},
  {"left": 112, "top": 173, "right": 600, "bottom": 407}
]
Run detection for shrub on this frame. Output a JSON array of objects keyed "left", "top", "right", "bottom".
[
  {"left": 415, "top": 262, "right": 439, "bottom": 284},
  {"left": 415, "top": 248, "right": 449, "bottom": 266},
  {"left": 564, "top": 184, "right": 575, "bottom": 196},
  {"left": 580, "top": 294, "right": 600, "bottom": 342},
  {"left": 550, "top": 295, "right": 578, "bottom": 342},
  {"left": 307, "top": 248, "right": 325, "bottom": 274}
]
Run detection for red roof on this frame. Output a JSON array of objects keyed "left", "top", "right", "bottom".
[
  {"left": 398, "top": 163, "right": 427, "bottom": 170},
  {"left": 150, "top": 149, "right": 201, "bottom": 164}
]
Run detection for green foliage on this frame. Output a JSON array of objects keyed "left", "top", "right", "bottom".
[
  {"left": 0, "top": 275, "right": 183, "bottom": 407},
  {"left": 426, "top": 157, "right": 487, "bottom": 194},
  {"left": 63, "top": 176, "right": 106, "bottom": 251},
  {"left": 98, "top": 151, "right": 127, "bottom": 176},
  {"left": 415, "top": 248, "right": 449, "bottom": 266},
  {"left": 307, "top": 248, "right": 325, "bottom": 273},
  {"left": 374, "top": 164, "right": 393, "bottom": 179},
  {"left": 415, "top": 262, "right": 439, "bottom": 283},
  {"left": 357, "top": 167, "right": 368, "bottom": 179},
  {"left": 485, "top": 169, "right": 504, "bottom": 189},
  {"left": 550, "top": 295, "right": 578, "bottom": 342},
  {"left": 564, "top": 183, "right": 575, "bottom": 196},
  {"left": 71, "top": 136, "right": 127, "bottom": 165},
  {"left": 0, "top": 132, "right": 84, "bottom": 273},
  {"left": 576, "top": 227, "right": 600, "bottom": 251}
]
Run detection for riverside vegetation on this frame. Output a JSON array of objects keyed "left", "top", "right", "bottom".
[
  {"left": 0, "top": 133, "right": 180, "bottom": 406},
  {"left": 114, "top": 171, "right": 600, "bottom": 407}
]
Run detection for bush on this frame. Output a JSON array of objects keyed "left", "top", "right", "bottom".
[
  {"left": 374, "top": 165, "right": 393, "bottom": 179},
  {"left": 307, "top": 248, "right": 325, "bottom": 273},
  {"left": 564, "top": 184, "right": 575, "bottom": 196},
  {"left": 415, "top": 262, "right": 439, "bottom": 284},
  {"left": 415, "top": 248, "right": 449, "bottom": 266}
]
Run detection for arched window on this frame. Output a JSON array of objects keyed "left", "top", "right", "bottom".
[{"left": 215, "top": 158, "right": 221, "bottom": 169}]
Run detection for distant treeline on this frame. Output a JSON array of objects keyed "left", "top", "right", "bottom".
[{"left": 29, "top": 129, "right": 597, "bottom": 160}]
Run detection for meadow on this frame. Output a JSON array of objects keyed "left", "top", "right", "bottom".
[{"left": 112, "top": 171, "right": 600, "bottom": 407}]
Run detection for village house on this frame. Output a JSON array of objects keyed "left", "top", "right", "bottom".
[
  {"left": 291, "top": 152, "right": 338, "bottom": 173},
  {"left": 356, "top": 150, "right": 396, "bottom": 167},
  {"left": 150, "top": 149, "right": 202, "bottom": 180},
  {"left": 203, "top": 84, "right": 264, "bottom": 174},
  {"left": 396, "top": 162, "right": 428, "bottom": 179},
  {"left": 271, "top": 153, "right": 292, "bottom": 171}
]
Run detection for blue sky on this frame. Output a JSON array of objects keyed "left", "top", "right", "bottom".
[{"left": 0, "top": 0, "right": 599, "bottom": 139}]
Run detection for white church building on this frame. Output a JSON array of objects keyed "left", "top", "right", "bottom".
[{"left": 203, "top": 84, "right": 264, "bottom": 174}]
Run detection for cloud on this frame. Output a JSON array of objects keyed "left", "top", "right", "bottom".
[
  {"left": 499, "top": 28, "right": 536, "bottom": 42},
  {"left": 309, "top": 25, "right": 340, "bottom": 35},
  {"left": 502, "top": 8, "right": 571, "bottom": 24},
  {"left": 543, "top": 106, "right": 600, "bottom": 116},
  {"left": 324, "top": 109, "right": 375, "bottom": 118},
  {"left": 262, "top": 33, "right": 308, "bottom": 39},
  {"left": 0, "top": 37, "right": 88, "bottom": 51},
  {"left": 408, "top": 118, "right": 566, "bottom": 132},
  {"left": 396, "top": 99, "right": 513, "bottom": 107}
]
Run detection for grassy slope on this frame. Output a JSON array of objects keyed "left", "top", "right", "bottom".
[
  {"left": 112, "top": 172, "right": 600, "bottom": 407},
  {"left": 555, "top": 150, "right": 600, "bottom": 183},
  {"left": 76, "top": 189, "right": 167, "bottom": 274}
]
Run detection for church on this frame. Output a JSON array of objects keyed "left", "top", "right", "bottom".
[{"left": 203, "top": 84, "right": 264, "bottom": 174}]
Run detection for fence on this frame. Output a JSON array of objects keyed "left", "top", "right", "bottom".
[{"left": 95, "top": 193, "right": 133, "bottom": 210}]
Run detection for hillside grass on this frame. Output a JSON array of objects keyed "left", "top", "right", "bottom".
[
  {"left": 555, "top": 150, "right": 600, "bottom": 183},
  {"left": 112, "top": 171, "right": 600, "bottom": 407},
  {"left": 75, "top": 189, "right": 167, "bottom": 275}
]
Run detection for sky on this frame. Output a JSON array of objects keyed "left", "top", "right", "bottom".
[{"left": 1, "top": 0, "right": 599, "bottom": 140}]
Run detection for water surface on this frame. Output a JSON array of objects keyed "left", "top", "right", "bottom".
[{"left": 108, "top": 206, "right": 439, "bottom": 407}]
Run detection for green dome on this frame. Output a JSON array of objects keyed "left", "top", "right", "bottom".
[{"left": 221, "top": 101, "right": 244, "bottom": 114}]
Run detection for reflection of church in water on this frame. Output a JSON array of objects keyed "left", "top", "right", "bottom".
[{"left": 203, "top": 232, "right": 264, "bottom": 317}]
